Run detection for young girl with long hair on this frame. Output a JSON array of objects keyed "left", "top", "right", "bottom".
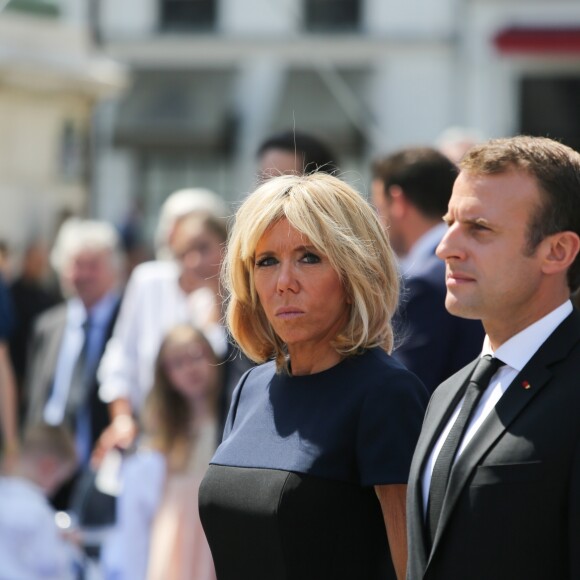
[{"left": 103, "top": 325, "right": 219, "bottom": 580}]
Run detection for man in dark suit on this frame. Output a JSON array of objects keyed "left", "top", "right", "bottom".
[
  {"left": 406, "top": 136, "right": 580, "bottom": 580},
  {"left": 24, "top": 218, "right": 123, "bottom": 512},
  {"left": 372, "top": 147, "right": 484, "bottom": 392}
]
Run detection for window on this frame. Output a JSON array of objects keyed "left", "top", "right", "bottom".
[
  {"left": 520, "top": 76, "right": 580, "bottom": 152},
  {"left": 160, "top": 0, "right": 216, "bottom": 32},
  {"left": 304, "top": 0, "right": 360, "bottom": 32}
]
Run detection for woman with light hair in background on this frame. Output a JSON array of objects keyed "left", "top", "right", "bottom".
[
  {"left": 199, "top": 173, "right": 428, "bottom": 580},
  {"left": 93, "top": 187, "right": 240, "bottom": 465},
  {"left": 154, "top": 188, "right": 228, "bottom": 260}
]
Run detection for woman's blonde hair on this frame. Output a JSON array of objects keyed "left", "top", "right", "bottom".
[{"left": 224, "top": 173, "right": 399, "bottom": 371}]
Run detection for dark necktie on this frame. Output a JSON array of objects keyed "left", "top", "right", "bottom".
[
  {"left": 65, "top": 317, "right": 92, "bottom": 421},
  {"left": 64, "top": 317, "right": 96, "bottom": 466},
  {"left": 426, "top": 355, "right": 503, "bottom": 546}
]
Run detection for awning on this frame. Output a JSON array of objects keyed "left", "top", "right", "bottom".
[
  {"left": 113, "top": 69, "right": 237, "bottom": 152},
  {"left": 495, "top": 26, "right": 580, "bottom": 54}
]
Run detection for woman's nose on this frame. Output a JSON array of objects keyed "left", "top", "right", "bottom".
[
  {"left": 276, "top": 262, "right": 299, "bottom": 294},
  {"left": 182, "top": 249, "right": 202, "bottom": 269}
]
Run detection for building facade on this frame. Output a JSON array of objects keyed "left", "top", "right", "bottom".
[
  {"left": 9, "top": 0, "right": 580, "bottom": 249},
  {"left": 0, "top": 0, "right": 125, "bottom": 259}
]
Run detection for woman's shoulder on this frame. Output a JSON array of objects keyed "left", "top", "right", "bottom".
[
  {"left": 351, "top": 347, "right": 417, "bottom": 378},
  {"left": 355, "top": 348, "right": 429, "bottom": 399},
  {"left": 238, "top": 359, "right": 277, "bottom": 388},
  {"left": 224, "top": 360, "right": 276, "bottom": 417}
]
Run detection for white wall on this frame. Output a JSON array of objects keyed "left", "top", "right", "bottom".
[
  {"left": 0, "top": 11, "right": 125, "bottom": 251},
  {"left": 368, "top": 46, "right": 455, "bottom": 153},
  {"left": 220, "top": 0, "right": 299, "bottom": 35},
  {"left": 364, "top": 0, "right": 456, "bottom": 36},
  {"left": 91, "top": 0, "right": 580, "bottom": 227},
  {"left": 60, "top": 0, "right": 89, "bottom": 26},
  {"left": 0, "top": 88, "right": 89, "bottom": 248},
  {"left": 100, "top": 0, "right": 158, "bottom": 39},
  {"left": 91, "top": 97, "right": 136, "bottom": 224}
]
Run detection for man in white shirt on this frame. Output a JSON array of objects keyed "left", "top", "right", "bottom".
[
  {"left": 371, "top": 147, "right": 484, "bottom": 392},
  {"left": 406, "top": 136, "right": 580, "bottom": 580}
]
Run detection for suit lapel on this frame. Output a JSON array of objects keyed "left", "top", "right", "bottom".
[
  {"left": 429, "top": 309, "right": 580, "bottom": 559},
  {"left": 42, "top": 311, "right": 67, "bottom": 392},
  {"left": 28, "top": 307, "right": 67, "bottom": 424}
]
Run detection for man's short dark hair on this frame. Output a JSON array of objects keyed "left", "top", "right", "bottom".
[
  {"left": 460, "top": 135, "right": 580, "bottom": 292},
  {"left": 371, "top": 147, "right": 458, "bottom": 219},
  {"left": 257, "top": 130, "right": 339, "bottom": 175}
]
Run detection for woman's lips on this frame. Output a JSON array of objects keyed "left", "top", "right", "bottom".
[{"left": 275, "top": 307, "right": 304, "bottom": 319}]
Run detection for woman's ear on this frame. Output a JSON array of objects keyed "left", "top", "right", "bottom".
[{"left": 345, "top": 291, "right": 353, "bottom": 305}]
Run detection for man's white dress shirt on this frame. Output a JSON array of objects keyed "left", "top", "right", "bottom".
[
  {"left": 43, "top": 292, "right": 119, "bottom": 464},
  {"left": 43, "top": 292, "right": 119, "bottom": 426},
  {"left": 421, "top": 299, "right": 573, "bottom": 516}
]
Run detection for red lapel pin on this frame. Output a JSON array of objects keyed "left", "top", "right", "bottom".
[{"left": 522, "top": 380, "right": 531, "bottom": 390}]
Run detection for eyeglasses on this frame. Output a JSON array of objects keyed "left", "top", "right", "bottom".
[{"left": 163, "top": 347, "right": 210, "bottom": 372}]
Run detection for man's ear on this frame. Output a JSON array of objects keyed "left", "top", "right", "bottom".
[
  {"left": 540, "top": 231, "right": 580, "bottom": 276},
  {"left": 387, "top": 185, "right": 409, "bottom": 220}
]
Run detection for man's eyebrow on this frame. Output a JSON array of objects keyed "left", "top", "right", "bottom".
[
  {"left": 464, "top": 216, "right": 493, "bottom": 227},
  {"left": 442, "top": 214, "right": 493, "bottom": 228}
]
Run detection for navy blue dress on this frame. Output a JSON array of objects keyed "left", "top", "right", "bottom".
[{"left": 199, "top": 348, "right": 428, "bottom": 580}]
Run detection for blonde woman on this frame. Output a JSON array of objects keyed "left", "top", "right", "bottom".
[{"left": 199, "top": 173, "right": 428, "bottom": 580}]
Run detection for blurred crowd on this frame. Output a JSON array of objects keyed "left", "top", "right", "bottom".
[{"left": 0, "top": 127, "right": 578, "bottom": 580}]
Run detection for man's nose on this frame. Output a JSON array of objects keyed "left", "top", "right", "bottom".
[{"left": 436, "top": 225, "right": 465, "bottom": 261}]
